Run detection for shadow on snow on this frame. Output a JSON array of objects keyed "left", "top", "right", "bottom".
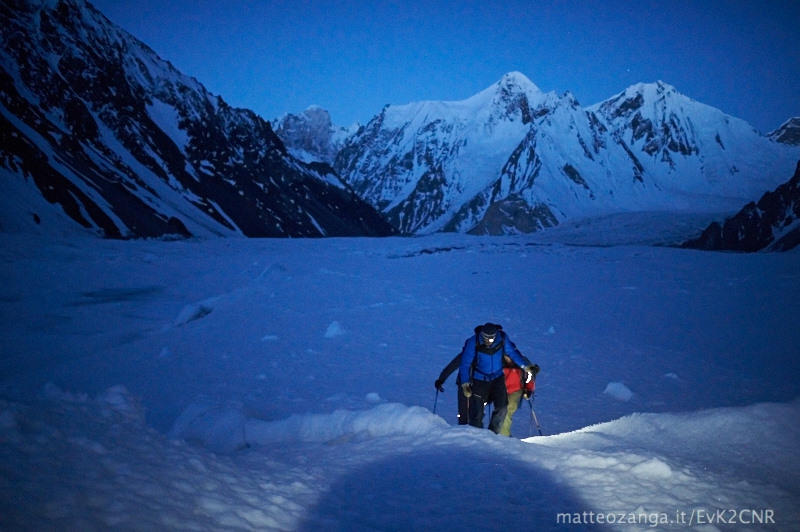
[{"left": 295, "top": 443, "right": 592, "bottom": 531}]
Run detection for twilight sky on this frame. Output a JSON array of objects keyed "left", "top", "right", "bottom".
[{"left": 90, "top": 0, "right": 799, "bottom": 133}]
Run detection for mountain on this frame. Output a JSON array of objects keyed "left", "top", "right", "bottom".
[
  {"left": 682, "top": 161, "right": 800, "bottom": 252},
  {"left": 769, "top": 118, "right": 800, "bottom": 146},
  {"left": 5, "top": 0, "right": 797, "bottom": 240},
  {"left": 323, "top": 73, "right": 800, "bottom": 235},
  {"left": 272, "top": 106, "right": 360, "bottom": 166},
  {"left": 0, "top": 0, "right": 395, "bottom": 238},
  {"left": 333, "top": 72, "right": 560, "bottom": 235}
]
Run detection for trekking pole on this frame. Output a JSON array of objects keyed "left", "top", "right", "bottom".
[
  {"left": 527, "top": 395, "right": 543, "bottom": 436},
  {"left": 529, "top": 405, "right": 533, "bottom": 437},
  {"left": 527, "top": 394, "right": 533, "bottom": 436},
  {"left": 433, "top": 389, "right": 439, "bottom": 414}
]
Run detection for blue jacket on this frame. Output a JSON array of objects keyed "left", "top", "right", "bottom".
[{"left": 458, "top": 331, "right": 530, "bottom": 384}]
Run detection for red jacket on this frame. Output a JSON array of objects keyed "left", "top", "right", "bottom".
[{"left": 504, "top": 366, "right": 535, "bottom": 395}]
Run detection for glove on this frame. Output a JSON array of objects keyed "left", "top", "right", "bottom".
[
  {"left": 524, "top": 364, "right": 540, "bottom": 383},
  {"left": 523, "top": 390, "right": 532, "bottom": 400},
  {"left": 461, "top": 382, "right": 473, "bottom": 398},
  {"left": 434, "top": 379, "right": 445, "bottom": 392}
]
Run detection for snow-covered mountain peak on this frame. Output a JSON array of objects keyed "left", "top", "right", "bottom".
[
  {"left": 272, "top": 106, "right": 360, "bottom": 165},
  {"left": 463, "top": 71, "right": 549, "bottom": 126},
  {"left": 496, "top": 71, "right": 543, "bottom": 96},
  {"left": 585, "top": 78, "right": 772, "bottom": 176},
  {"left": 374, "top": 72, "right": 548, "bottom": 130},
  {"left": 298, "top": 105, "right": 330, "bottom": 123},
  {"left": 769, "top": 117, "right": 800, "bottom": 146},
  {"left": 590, "top": 80, "right": 690, "bottom": 123},
  {"left": 273, "top": 105, "right": 335, "bottom": 137}
]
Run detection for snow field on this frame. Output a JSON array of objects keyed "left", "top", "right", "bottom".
[{"left": 1, "top": 228, "right": 799, "bottom": 529}]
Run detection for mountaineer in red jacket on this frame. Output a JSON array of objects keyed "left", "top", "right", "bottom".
[{"left": 499, "top": 353, "right": 536, "bottom": 437}]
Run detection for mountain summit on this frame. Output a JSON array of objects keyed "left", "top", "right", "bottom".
[
  {"left": 272, "top": 106, "right": 360, "bottom": 166},
  {"left": 769, "top": 118, "right": 800, "bottom": 146},
  {"left": 333, "top": 73, "right": 563, "bottom": 234}
]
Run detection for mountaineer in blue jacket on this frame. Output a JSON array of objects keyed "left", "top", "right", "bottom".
[{"left": 458, "top": 323, "right": 538, "bottom": 433}]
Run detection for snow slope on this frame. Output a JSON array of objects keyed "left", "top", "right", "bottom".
[{"left": 1, "top": 227, "right": 799, "bottom": 530}]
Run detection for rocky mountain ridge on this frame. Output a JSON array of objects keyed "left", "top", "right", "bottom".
[
  {"left": 0, "top": 0, "right": 395, "bottom": 238},
  {"left": 683, "top": 161, "right": 800, "bottom": 252}
]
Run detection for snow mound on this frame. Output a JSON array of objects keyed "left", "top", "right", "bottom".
[
  {"left": 173, "top": 297, "right": 217, "bottom": 326},
  {"left": 603, "top": 381, "right": 634, "bottom": 401},
  {"left": 630, "top": 457, "right": 673, "bottom": 480},
  {"left": 324, "top": 320, "right": 345, "bottom": 337},
  {"left": 168, "top": 401, "right": 448, "bottom": 452},
  {"left": 168, "top": 402, "right": 249, "bottom": 453}
]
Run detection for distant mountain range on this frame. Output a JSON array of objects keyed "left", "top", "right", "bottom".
[
  {"left": 2, "top": 0, "right": 799, "bottom": 246},
  {"left": 278, "top": 75, "right": 800, "bottom": 237}
]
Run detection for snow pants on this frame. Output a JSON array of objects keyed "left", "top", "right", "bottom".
[
  {"left": 467, "top": 376, "right": 508, "bottom": 433},
  {"left": 499, "top": 390, "right": 522, "bottom": 437}
]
